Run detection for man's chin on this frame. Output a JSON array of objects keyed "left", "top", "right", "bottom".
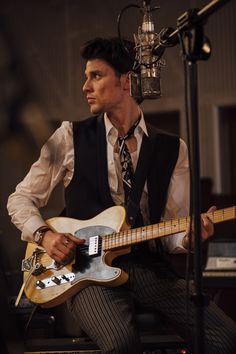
[{"left": 90, "top": 106, "right": 103, "bottom": 115}]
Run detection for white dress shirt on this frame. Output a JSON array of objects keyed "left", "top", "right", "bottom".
[{"left": 7, "top": 113, "right": 190, "bottom": 253}]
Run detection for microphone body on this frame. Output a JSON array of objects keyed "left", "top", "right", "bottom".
[{"left": 130, "top": 3, "right": 164, "bottom": 100}]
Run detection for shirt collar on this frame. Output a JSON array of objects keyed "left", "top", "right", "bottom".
[{"left": 104, "top": 110, "right": 148, "bottom": 144}]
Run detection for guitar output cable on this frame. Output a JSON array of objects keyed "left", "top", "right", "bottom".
[{"left": 23, "top": 304, "right": 39, "bottom": 340}]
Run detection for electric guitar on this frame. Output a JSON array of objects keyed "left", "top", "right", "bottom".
[{"left": 21, "top": 205, "right": 235, "bottom": 308}]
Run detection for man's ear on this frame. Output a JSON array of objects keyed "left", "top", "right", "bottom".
[{"left": 121, "top": 71, "right": 132, "bottom": 91}]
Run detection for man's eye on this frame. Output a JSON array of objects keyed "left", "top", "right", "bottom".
[{"left": 91, "top": 73, "right": 102, "bottom": 80}]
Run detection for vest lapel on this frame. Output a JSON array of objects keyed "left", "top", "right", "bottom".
[
  {"left": 97, "top": 114, "right": 114, "bottom": 207},
  {"left": 126, "top": 126, "right": 157, "bottom": 226},
  {"left": 147, "top": 125, "right": 180, "bottom": 224}
]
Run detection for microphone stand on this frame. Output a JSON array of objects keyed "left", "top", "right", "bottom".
[{"left": 153, "top": 0, "right": 232, "bottom": 352}]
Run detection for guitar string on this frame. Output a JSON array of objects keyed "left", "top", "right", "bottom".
[
  {"left": 101, "top": 208, "right": 234, "bottom": 250},
  {"left": 75, "top": 208, "right": 234, "bottom": 252}
]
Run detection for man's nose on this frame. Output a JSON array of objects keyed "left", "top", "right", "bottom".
[{"left": 83, "top": 79, "right": 91, "bottom": 92}]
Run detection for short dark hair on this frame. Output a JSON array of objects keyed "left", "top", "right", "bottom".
[{"left": 80, "top": 37, "right": 136, "bottom": 75}]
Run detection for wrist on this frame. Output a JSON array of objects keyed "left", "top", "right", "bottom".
[
  {"left": 182, "top": 233, "right": 189, "bottom": 249},
  {"left": 184, "top": 231, "right": 209, "bottom": 251},
  {"left": 33, "top": 226, "right": 51, "bottom": 245},
  {"left": 182, "top": 233, "right": 194, "bottom": 250}
]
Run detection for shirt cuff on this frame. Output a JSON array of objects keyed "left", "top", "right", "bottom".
[
  {"left": 161, "top": 232, "right": 187, "bottom": 254},
  {"left": 21, "top": 215, "right": 48, "bottom": 242}
]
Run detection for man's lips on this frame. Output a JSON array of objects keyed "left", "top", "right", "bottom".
[{"left": 87, "top": 97, "right": 96, "bottom": 104}]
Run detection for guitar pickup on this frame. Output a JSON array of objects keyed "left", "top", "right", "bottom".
[{"left": 88, "top": 235, "right": 100, "bottom": 256}]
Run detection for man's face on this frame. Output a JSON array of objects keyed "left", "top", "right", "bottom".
[{"left": 83, "top": 59, "right": 128, "bottom": 115}]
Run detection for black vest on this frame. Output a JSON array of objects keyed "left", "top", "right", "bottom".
[{"left": 64, "top": 114, "right": 180, "bottom": 226}]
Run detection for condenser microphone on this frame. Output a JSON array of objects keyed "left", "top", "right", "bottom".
[{"left": 130, "top": 0, "right": 165, "bottom": 100}]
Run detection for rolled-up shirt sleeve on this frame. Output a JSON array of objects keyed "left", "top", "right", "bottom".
[
  {"left": 160, "top": 138, "right": 190, "bottom": 253},
  {"left": 7, "top": 121, "right": 74, "bottom": 242}
]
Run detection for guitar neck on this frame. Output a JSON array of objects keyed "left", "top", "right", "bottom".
[{"left": 103, "top": 206, "right": 236, "bottom": 251}]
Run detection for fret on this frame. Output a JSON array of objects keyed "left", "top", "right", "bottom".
[
  {"left": 206, "top": 206, "right": 235, "bottom": 223},
  {"left": 103, "top": 206, "right": 236, "bottom": 251}
]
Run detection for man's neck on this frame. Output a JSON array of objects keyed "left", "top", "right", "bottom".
[{"left": 106, "top": 102, "right": 141, "bottom": 137}]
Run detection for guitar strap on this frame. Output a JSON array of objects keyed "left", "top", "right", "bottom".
[{"left": 126, "top": 124, "right": 157, "bottom": 227}]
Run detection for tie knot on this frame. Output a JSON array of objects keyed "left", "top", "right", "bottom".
[{"left": 118, "top": 117, "right": 140, "bottom": 143}]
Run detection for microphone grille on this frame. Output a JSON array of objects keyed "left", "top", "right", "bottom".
[{"left": 141, "top": 76, "right": 161, "bottom": 99}]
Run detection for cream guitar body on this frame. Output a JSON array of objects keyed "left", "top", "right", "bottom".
[
  {"left": 23, "top": 206, "right": 130, "bottom": 307},
  {"left": 22, "top": 205, "right": 236, "bottom": 308}
]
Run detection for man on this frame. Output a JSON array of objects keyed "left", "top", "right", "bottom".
[{"left": 7, "top": 37, "right": 236, "bottom": 353}]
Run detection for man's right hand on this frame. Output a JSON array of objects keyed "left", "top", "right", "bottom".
[{"left": 41, "top": 230, "right": 85, "bottom": 265}]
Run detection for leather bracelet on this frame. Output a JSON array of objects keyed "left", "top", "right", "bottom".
[{"left": 33, "top": 226, "right": 51, "bottom": 245}]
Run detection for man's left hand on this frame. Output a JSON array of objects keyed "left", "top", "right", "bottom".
[{"left": 182, "top": 205, "right": 217, "bottom": 250}]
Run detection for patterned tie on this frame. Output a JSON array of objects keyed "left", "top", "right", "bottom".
[{"left": 117, "top": 119, "right": 140, "bottom": 205}]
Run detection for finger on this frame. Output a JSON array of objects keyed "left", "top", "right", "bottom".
[
  {"left": 46, "top": 235, "right": 73, "bottom": 259},
  {"left": 52, "top": 240, "right": 76, "bottom": 262},
  {"left": 62, "top": 235, "right": 74, "bottom": 249},
  {"left": 57, "top": 239, "right": 76, "bottom": 259},
  {"left": 42, "top": 233, "right": 75, "bottom": 264},
  {"left": 202, "top": 206, "right": 216, "bottom": 225},
  {"left": 64, "top": 233, "right": 86, "bottom": 245},
  {"left": 201, "top": 208, "right": 216, "bottom": 240},
  {"left": 201, "top": 205, "right": 217, "bottom": 223},
  {"left": 50, "top": 248, "right": 69, "bottom": 263},
  {"left": 206, "top": 205, "right": 217, "bottom": 213}
]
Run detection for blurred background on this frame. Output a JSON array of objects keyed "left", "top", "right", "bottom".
[{"left": 0, "top": 0, "right": 235, "bottom": 352}]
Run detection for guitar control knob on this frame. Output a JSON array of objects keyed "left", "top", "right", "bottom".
[
  {"left": 51, "top": 276, "right": 61, "bottom": 285},
  {"left": 36, "top": 280, "right": 45, "bottom": 289},
  {"left": 62, "top": 274, "right": 70, "bottom": 281}
]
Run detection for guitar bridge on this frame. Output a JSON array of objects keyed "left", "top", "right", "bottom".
[{"left": 22, "top": 248, "right": 45, "bottom": 272}]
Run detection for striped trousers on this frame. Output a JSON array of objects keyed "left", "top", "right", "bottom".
[{"left": 67, "top": 254, "right": 236, "bottom": 354}]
